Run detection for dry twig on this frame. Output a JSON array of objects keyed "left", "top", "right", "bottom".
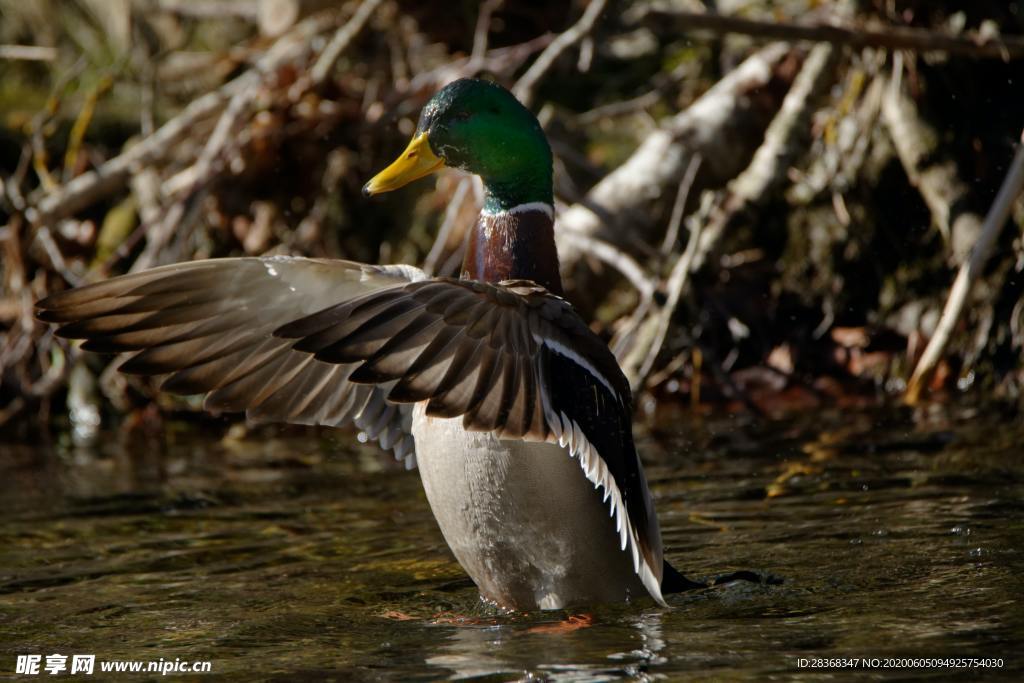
[
  {"left": 157, "top": 0, "right": 261, "bottom": 21},
  {"left": 469, "top": 0, "right": 504, "bottom": 70},
  {"left": 906, "top": 130, "right": 1024, "bottom": 404},
  {"left": 423, "top": 178, "right": 472, "bottom": 276},
  {"left": 660, "top": 154, "right": 702, "bottom": 254},
  {"left": 693, "top": 42, "right": 837, "bottom": 271},
  {"left": 513, "top": 0, "right": 608, "bottom": 107},
  {"left": 26, "top": 13, "right": 337, "bottom": 227},
  {"left": 0, "top": 45, "right": 58, "bottom": 61},
  {"left": 641, "top": 8, "right": 1024, "bottom": 60},
  {"left": 132, "top": 85, "right": 258, "bottom": 272},
  {"left": 634, "top": 210, "right": 706, "bottom": 392},
  {"left": 557, "top": 230, "right": 655, "bottom": 302},
  {"left": 310, "top": 0, "right": 384, "bottom": 85}
]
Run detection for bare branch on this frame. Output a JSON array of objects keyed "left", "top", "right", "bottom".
[
  {"left": 513, "top": 0, "right": 608, "bottom": 107},
  {"left": 35, "top": 226, "right": 83, "bottom": 286},
  {"left": 660, "top": 154, "right": 702, "bottom": 254},
  {"left": 405, "top": 34, "right": 554, "bottom": 96},
  {"left": 633, "top": 209, "right": 705, "bottom": 392},
  {"left": 0, "top": 45, "right": 58, "bottom": 61},
  {"left": 641, "top": 8, "right": 1024, "bottom": 60},
  {"left": 258, "top": 0, "right": 336, "bottom": 35},
  {"left": 469, "top": 0, "right": 504, "bottom": 68},
  {"left": 310, "top": 0, "right": 384, "bottom": 85},
  {"left": 132, "top": 87, "right": 256, "bottom": 272},
  {"left": 26, "top": 13, "right": 337, "bottom": 227},
  {"left": 693, "top": 42, "right": 837, "bottom": 271},
  {"left": 423, "top": 178, "right": 473, "bottom": 276},
  {"left": 906, "top": 130, "right": 1024, "bottom": 404},
  {"left": 557, "top": 229, "right": 655, "bottom": 302},
  {"left": 157, "top": 0, "right": 260, "bottom": 21}
]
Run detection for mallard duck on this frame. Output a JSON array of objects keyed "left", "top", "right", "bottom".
[{"left": 37, "top": 78, "right": 702, "bottom": 611}]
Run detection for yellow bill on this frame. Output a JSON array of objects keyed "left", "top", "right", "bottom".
[{"left": 362, "top": 132, "right": 445, "bottom": 196}]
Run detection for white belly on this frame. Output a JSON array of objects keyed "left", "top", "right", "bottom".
[{"left": 411, "top": 405, "right": 645, "bottom": 610}]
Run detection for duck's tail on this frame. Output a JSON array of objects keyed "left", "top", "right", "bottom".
[
  {"left": 661, "top": 561, "right": 784, "bottom": 595},
  {"left": 661, "top": 560, "right": 707, "bottom": 594}
]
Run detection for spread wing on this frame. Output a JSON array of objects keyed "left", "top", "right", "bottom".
[
  {"left": 36, "top": 257, "right": 426, "bottom": 467},
  {"left": 39, "top": 262, "right": 665, "bottom": 603},
  {"left": 275, "top": 278, "right": 667, "bottom": 604}
]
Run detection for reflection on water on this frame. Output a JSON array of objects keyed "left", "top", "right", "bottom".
[{"left": 1, "top": 405, "right": 1022, "bottom": 679}]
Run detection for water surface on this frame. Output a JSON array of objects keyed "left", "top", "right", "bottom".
[{"left": 2, "top": 404, "right": 1021, "bottom": 679}]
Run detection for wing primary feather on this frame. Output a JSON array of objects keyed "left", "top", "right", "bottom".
[
  {"left": 119, "top": 328, "right": 257, "bottom": 376},
  {"left": 161, "top": 337, "right": 286, "bottom": 395},
  {"left": 275, "top": 287, "right": 410, "bottom": 341},
  {"left": 37, "top": 257, "right": 422, "bottom": 469}
]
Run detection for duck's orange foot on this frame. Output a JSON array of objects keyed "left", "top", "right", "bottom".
[{"left": 527, "top": 613, "right": 594, "bottom": 634}]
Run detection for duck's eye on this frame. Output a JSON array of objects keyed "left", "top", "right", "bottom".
[{"left": 453, "top": 111, "right": 471, "bottom": 122}]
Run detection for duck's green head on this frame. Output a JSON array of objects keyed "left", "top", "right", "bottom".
[{"left": 363, "top": 78, "right": 552, "bottom": 212}]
